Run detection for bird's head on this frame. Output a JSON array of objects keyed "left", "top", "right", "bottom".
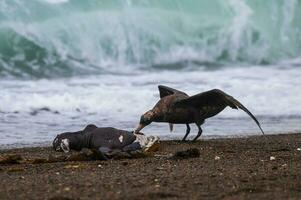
[
  {"left": 53, "top": 133, "right": 71, "bottom": 153},
  {"left": 134, "top": 110, "right": 155, "bottom": 134},
  {"left": 52, "top": 131, "right": 83, "bottom": 152}
]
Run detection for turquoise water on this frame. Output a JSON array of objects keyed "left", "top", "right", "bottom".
[{"left": 0, "top": 0, "right": 300, "bottom": 77}]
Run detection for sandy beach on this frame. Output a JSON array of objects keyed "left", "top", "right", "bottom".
[{"left": 1, "top": 133, "right": 301, "bottom": 200}]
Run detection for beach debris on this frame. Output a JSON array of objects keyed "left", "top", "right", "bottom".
[
  {"left": 122, "top": 161, "right": 128, "bottom": 166},
  {"left": 172, "top": 148, "right": 200, "bottom": 159},
  {"left": 281, "top": 164, "right": 287, "bottom": 168},
  {"left": 64, "top": 165, "right": 81, "bottom": 169},
  {"left": 0, "top": 154, "right": 23, "bottom": 164},
  {"left": 270, "top": 148, "right": 290, "bottom": 152},
  {"left": 154, "top": 179, "right": 160, "bottom": 188},
  {"left": 7, "top": 167, "right": 25, "bottom": 172},
  {"left": 154, "top": 154, "right": 172, "bottom": 158},
  {"left": 297, "top": 148, "right": 301, "bottom": 151},
  {"left": 270, "top": 156, "right": 276, "bottom": 161},
  {"left": 215, "top": 156, "right": 221, "bottom": 160},
  {"left": 272, "top": 166, "right": 278, "bottom": 170}
]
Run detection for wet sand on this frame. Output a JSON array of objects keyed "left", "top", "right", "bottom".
[{"left": 1, "top": 133, "right": 301, "bottom": 200}]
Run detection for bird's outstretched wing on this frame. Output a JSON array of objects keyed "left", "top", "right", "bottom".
[
  {"left": 158, "top": 85, "right": 188, "bottom": 98},
  {"left": 176, "top": 89, "right": 265, "bottom": 135}
]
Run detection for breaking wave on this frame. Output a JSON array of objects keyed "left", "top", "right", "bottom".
[{"left": 0, "top": 0, "right": 301, "bottom": 78}]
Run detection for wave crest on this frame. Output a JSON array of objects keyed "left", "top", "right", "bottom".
[{"left": 0, "top": 0, "right": 301, "bottom": 78}]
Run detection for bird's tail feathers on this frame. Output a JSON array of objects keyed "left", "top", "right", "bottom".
[{"left": 226, "top": 95, "right": 265, "bottom": 135}]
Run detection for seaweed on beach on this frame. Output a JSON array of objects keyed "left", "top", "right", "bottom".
[{"left": 172, "top": 148, "right": 200, "bottom": 159}]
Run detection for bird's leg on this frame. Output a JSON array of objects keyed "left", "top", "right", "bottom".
[
  {"left": 192, "top": 124, "right": 202, "bottom": 142},
  {"left": 182, "top": 124, "right": 191, "bottom": 141}
]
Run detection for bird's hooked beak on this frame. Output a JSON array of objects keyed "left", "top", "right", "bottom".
[{"left": 134, "top": 124, "right": 145, "bottom": 134}]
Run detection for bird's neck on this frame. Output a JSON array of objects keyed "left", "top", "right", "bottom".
[{"left": 151, "top": 109, "right": 164, "bottom": 122}]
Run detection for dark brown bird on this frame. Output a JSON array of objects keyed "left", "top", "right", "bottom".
[{"left": 134, "top": 85, "right": 264, "bottom": 141}]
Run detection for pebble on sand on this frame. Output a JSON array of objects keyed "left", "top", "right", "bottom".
[
  {"left": 270, "top": 156, "right": 276, "bottom": 161},
  {"left": 215, "top": 156, "right": 221, "bottom": 160}
]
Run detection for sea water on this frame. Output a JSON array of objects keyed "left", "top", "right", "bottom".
[{"left": 0, "top": 0, "right": 301, "bottom": 148}]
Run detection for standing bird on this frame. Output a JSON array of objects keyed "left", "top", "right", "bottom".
[{"left": 134, "top": 85, "right": 264, "bottom": 141}]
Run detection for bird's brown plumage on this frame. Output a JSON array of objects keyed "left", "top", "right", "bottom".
[{"left": 134, "top": 85, "right": 264, "bottom": 141}]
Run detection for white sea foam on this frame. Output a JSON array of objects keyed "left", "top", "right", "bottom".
[
  {"left": 1, "top": 66, "right": 301, "bottom": 117},
  {"left": 1, "top": 65, "right": 301, "bottom": 147}
]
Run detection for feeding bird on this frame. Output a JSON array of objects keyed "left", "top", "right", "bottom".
[{"left": 134, "top": 85, "right": 264, "bottom": 141}]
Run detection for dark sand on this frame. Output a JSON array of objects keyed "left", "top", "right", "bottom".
[{"left": 1, "top": 133, "right": 301, "bottom": 200}]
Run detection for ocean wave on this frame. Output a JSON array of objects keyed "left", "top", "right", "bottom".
[{"left": 0, "top": 0, "right": 300, "bottom": 78}]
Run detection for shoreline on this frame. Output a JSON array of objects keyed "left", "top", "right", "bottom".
[
  {"left": 1, "top": 133, "right": 301, "bottom": 199},
  {"left": 1, "top": 131, "right": 300, "bottom": 150}
]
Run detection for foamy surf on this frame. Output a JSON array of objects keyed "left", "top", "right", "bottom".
[{"left": 1, "top": 65, "right": 301, "bottom": 147}]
